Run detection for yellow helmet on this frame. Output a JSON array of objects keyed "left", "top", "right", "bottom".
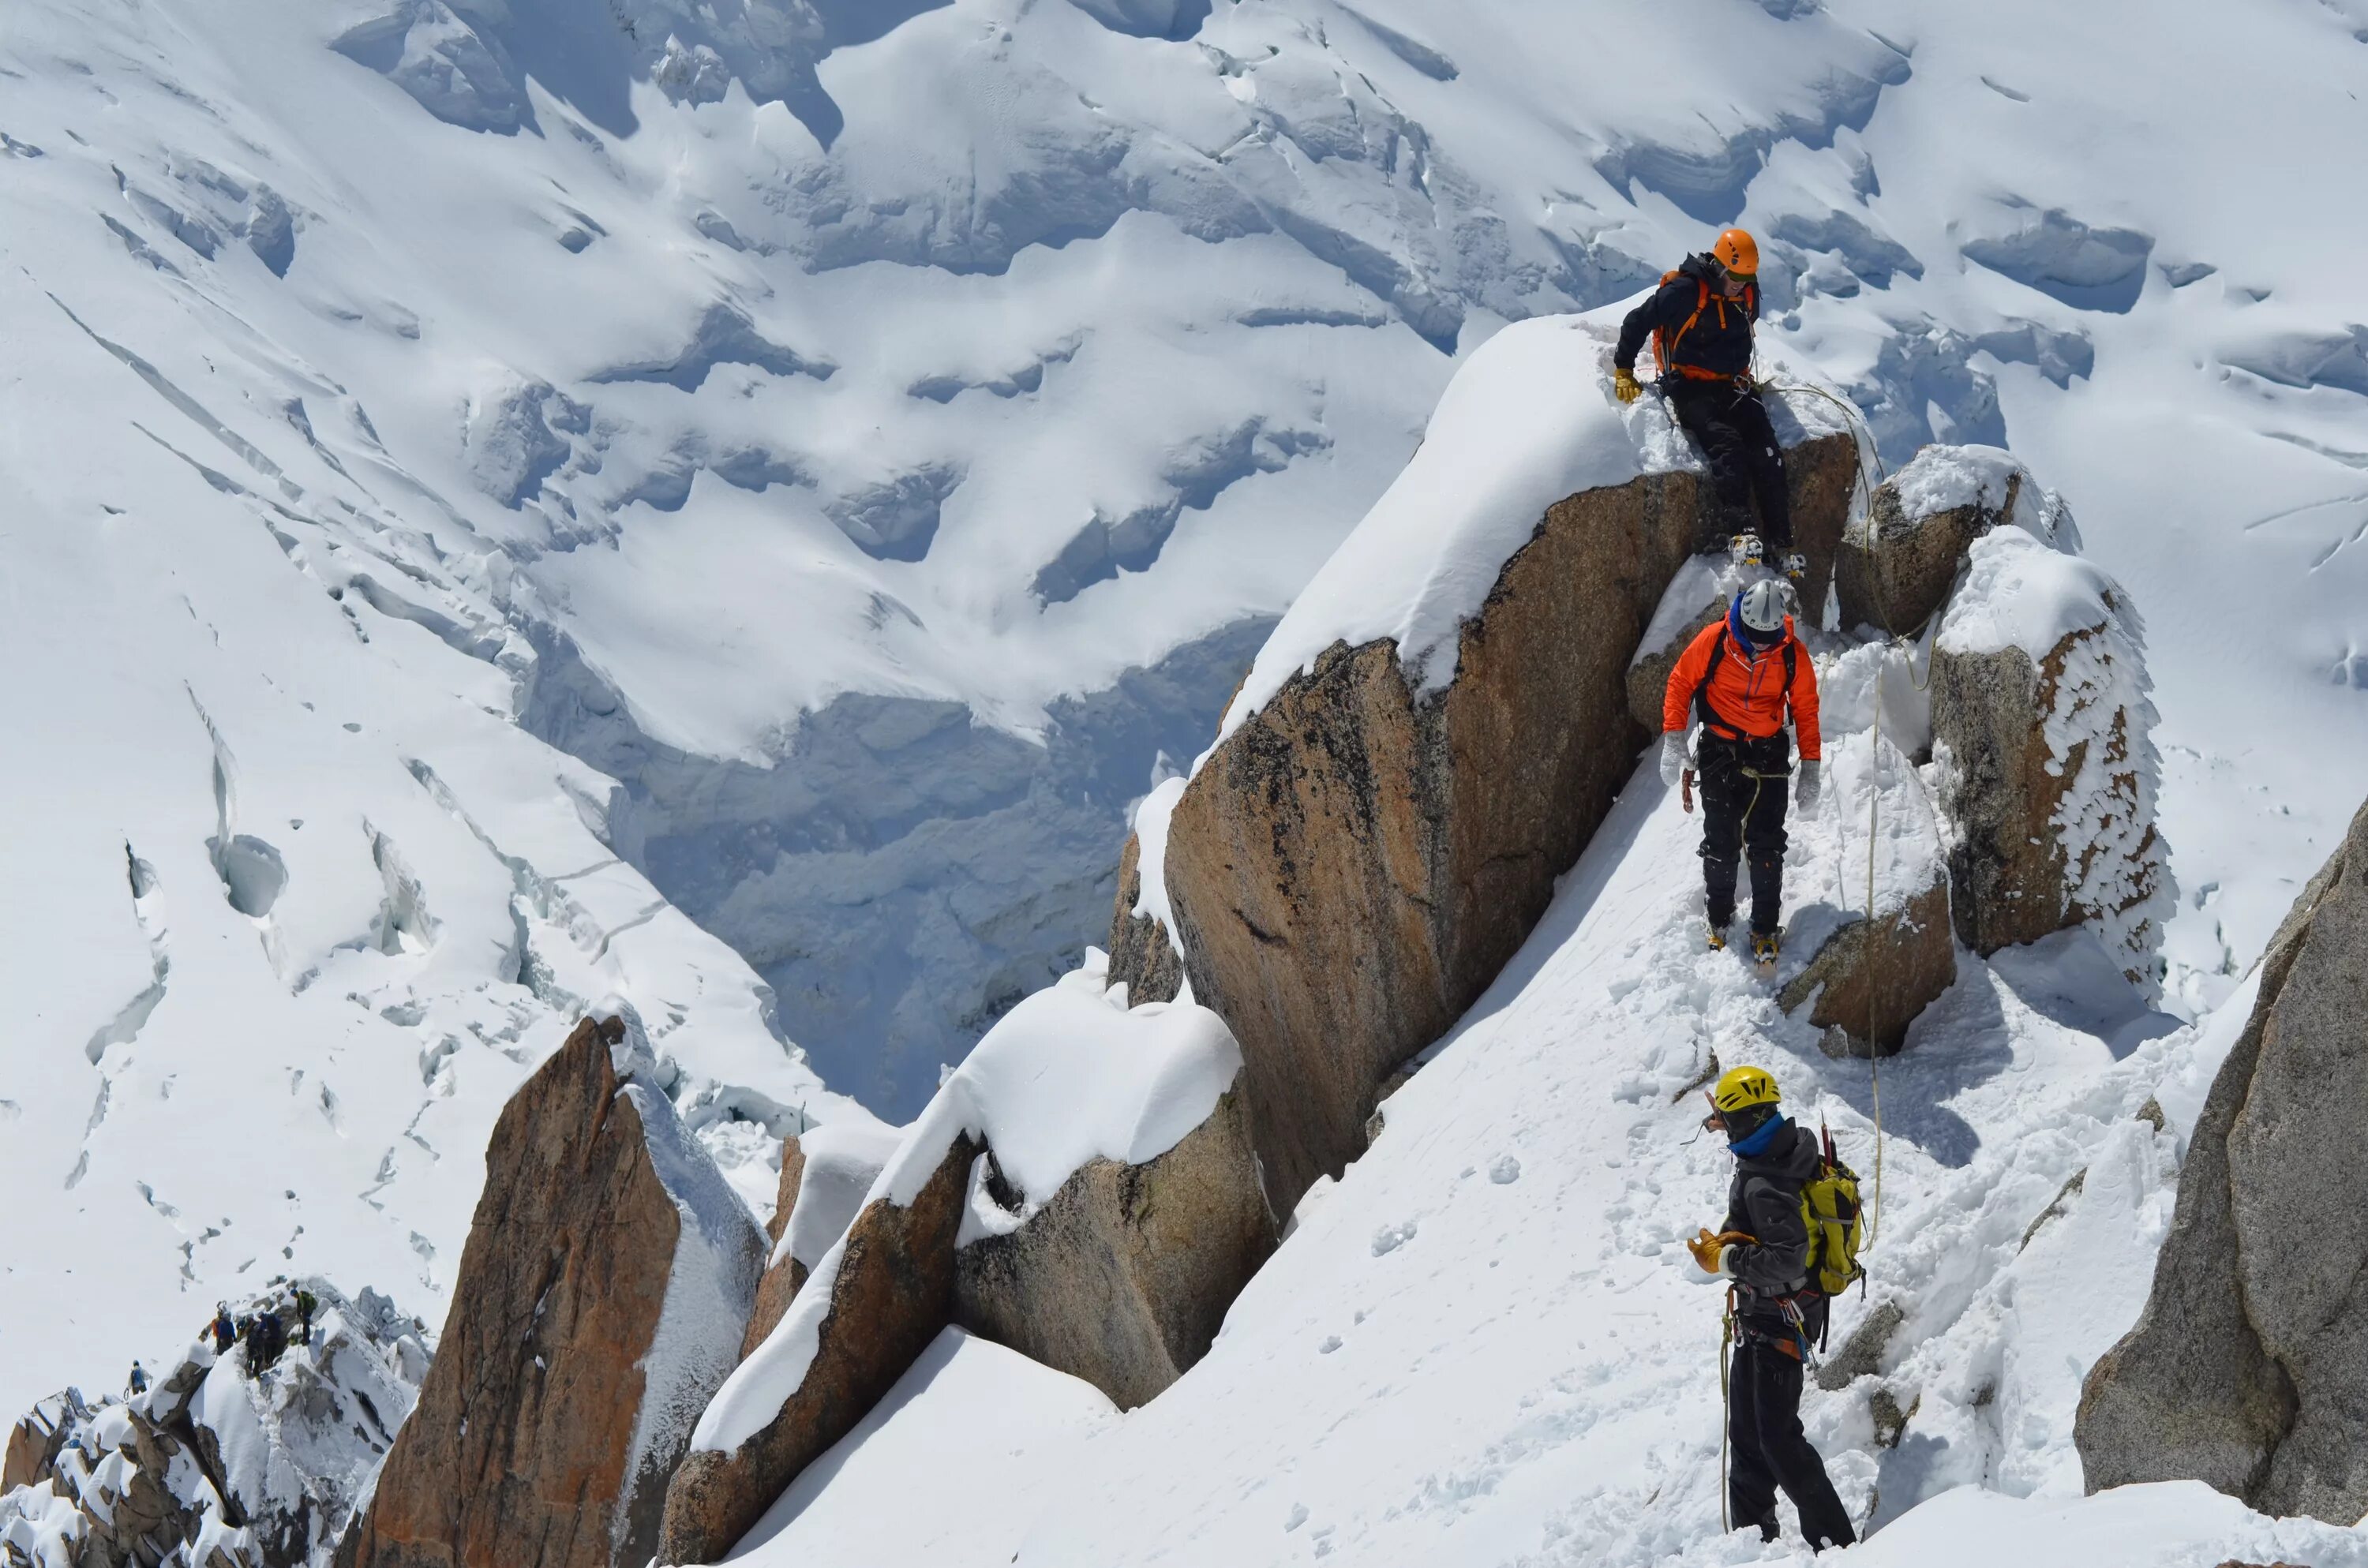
[{"left": 1711, "top": 1065, "right": 1781, "bottom": 1113}]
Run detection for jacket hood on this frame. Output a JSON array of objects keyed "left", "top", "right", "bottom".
[{"left": 1679, "top": 252, "right": 1724, "bottom": 285}]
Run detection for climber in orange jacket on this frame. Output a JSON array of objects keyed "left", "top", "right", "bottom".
[{"left": 1659, "top": 580, "right": 1822, "bottom": 963}]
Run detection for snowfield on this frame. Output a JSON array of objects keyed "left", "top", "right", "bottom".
[{"left": 3, "top": 0, "right": 2367, "bottom": 1559}]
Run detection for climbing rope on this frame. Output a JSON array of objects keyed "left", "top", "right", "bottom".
[{"left": 1763, "top": 372, "right": 1900, "bottom": 1247}]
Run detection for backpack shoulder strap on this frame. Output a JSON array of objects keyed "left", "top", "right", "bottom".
[
  {"left": 1654, "top": 273, "right": 1713, "bottom": 376},
  {"left": 1692, "top": 627, "right": 1732, "bottom": 735}
]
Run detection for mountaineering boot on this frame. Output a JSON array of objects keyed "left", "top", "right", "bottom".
[
  {"left": 1729, "top": 532, "right": 1765, "bottom": 569},
  {"left": 1752, "top": 930, "right": 1780, "bottom": 975},
  {"left": 1707, "top": 920, "right": 1729, "bottom": 953},
  {"left": 1782, "top": 551, "right": 1808, "bottom": 582}
]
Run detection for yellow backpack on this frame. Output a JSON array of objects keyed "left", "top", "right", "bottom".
[{"left": 1799, "top": 1123, "right": 1866, "bottom": 1299}]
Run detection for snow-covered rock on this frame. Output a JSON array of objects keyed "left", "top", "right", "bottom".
[
  {"left": 0, "top": 1281, "right": 429, "bottom": 1568},
  {"left": 1163, "top": 314, "right": 1860, "bottom": 1211},
  {"left": 1106, "top": 777, "right": 1191, "bottom": 1006},
  {"left": 953, "top": 1072, "right": 1271, "bottom": 1411},
  {"left": 338, "top": 1014, "right": 765, "bottom": 1568},
  {"left": 2077, "top": 792, "right": 2368, "bottom": 1523},
  {"left": 662, "top": 964, "right": 1248, "bottom": 1562},
  {"left": 738, "top": 1118, "right": 904, "bottom": 1364},
  {"left": 1835, "top": 443, "right": 2077, "bottom": 635},
  {"left": 1932, "top": 522, "right": 2172, "bottom": 986}
]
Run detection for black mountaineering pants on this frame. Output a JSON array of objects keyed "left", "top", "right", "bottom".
[
  {"left": 1729, "top": 1336, "right": 1857, "bottom": 1551},
  {"left": 1669, "top": 380, "right": 1792, "bottom": 548},
  {"left": 1698, "top": 732, "right": 1790, "bottom": 937}
]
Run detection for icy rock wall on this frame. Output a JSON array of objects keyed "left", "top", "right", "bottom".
[{"left": 530, "top": 619, "right": 1270, "bottom": 1120}]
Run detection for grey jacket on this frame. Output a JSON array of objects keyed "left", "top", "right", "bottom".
[{"left": 1722, "top": 1119, "right": 1825, "bottom": 1336}]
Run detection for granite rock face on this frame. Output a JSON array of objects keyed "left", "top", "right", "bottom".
[
  {"left": 1165, "top": 432, "right": 1858, "bottom": 1211},
  {"left": 954, "top": 1087, "right": 1273, "bottom": 1409},
  {"left": 1782, "top": 878, "right": 1958, "bottom": 1057},
  {"left": 656, "top": 1133, "right": 982, "bottom": 1566},
  {"left": 740, "top": 1136, "right": 811, "bottom": 1362},
  {"left": 2076, "top": 796, "right": 2368, "bottom": 1521},
  {"left": 339, "top": 1016, "right": 764, "bottom": 1568},
  {"left": 1106, "top": 833, "right": 1186, "bottom": 1005}
]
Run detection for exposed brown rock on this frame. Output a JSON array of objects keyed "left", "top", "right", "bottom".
[
  {"left": 740, "top": 1137, "right": 811, "bottom": 1362},
  {"left": 3, "top": 1399, "right": 67, "bottom": 1492},
  {"left": 657, "top": 1132, "right": 984, "bottom": 1566},
  {"left": 954, "top": 1087, "right": 1274, "bottom": 1409},
  {"left": 1834, "top": 466, "right": 2021, "bottom": 635},
  {"left": 1166, "top": 432, "right": 1858, "bottom": 1211},
  {"left": 2077, "top": 795, "right": 2368, "bottom": 1523},
  {"left": 339, "top": 1016, "right": 763, "bottom": 1568},
  {"left": 1783, "top": 878, "right": 1956, "bottom": 1056},
  {"left": 1624, "top": 593, "right": 1724, "bottom": 735},
  {"left": 1106, "top": 832, "right": 1185, "bottom": 1005}
]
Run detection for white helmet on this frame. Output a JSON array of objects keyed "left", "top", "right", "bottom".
[{"left": 1737, "top": 579, "right": 1790, "bottom": 642}]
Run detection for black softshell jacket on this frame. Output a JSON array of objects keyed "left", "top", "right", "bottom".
[
  {"left": 1613, "top": 253, "right": 1760, "bottom": 378},
  {"left": 1722, "top": 1119, "right": 1826, "bottom": 1338}
]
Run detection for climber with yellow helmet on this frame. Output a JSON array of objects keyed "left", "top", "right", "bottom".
[
  {"left": 1611, "top": 229, "right": 1799, "bottom": 574},
  {"left": 1686, "top": 1065, "right": 1857, "bottom": 1552}
]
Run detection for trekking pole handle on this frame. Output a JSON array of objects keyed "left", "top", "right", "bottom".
[{"left": 1681, "top": 767, "right": 1696, "bottom": 814}]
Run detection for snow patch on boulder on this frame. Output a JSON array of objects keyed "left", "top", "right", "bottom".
[
  {"left": 1217, "top": 310, "right": 1854, "bottom": 739},
  {"left": 695, "top": 961, "right": 1241, "bottom": 1454}
]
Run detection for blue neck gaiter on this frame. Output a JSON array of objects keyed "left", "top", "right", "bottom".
[{"left": 1729, "top": 1114, "right": 1787, "bottom": 1160}]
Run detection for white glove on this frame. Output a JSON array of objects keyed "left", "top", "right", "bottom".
[
  {"left": 1796, "top": 758, "right": 1822, "bottom": 815},
  {"left": 1659, "top": 732, "right": 1688, "bottom": 787}
]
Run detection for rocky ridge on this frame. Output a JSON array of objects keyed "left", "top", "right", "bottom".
[{"left": 0, "top": 1282, "right": 429, "bottom": 1568}]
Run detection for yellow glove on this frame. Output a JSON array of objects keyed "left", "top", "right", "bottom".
[
  {"left": 1613, "top": 366, "right": 1642, "bottom": 405},
  {"left": 1686, "top": 1228, "right": 1753, "bottom": 1275}
]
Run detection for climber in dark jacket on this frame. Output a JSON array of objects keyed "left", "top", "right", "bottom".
[
  {"left": 1611, "top": 228, "right": 1795, "bottom": 557},
  {"left": 1688, "top": 1065, "right": 1856, "bottom": 1553}
]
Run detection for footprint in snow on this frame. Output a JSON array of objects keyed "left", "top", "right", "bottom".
[
  {"left": 1489, "top": 1154, "right": 1522, "bottom": 1184},
  {"left": 1371, "top": 1220, "right": 1417, "bottom": 1256}
]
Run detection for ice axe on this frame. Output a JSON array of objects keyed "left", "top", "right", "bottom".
[{"left": 1681, "top": 767, "right": 1696, "bottom": 814}]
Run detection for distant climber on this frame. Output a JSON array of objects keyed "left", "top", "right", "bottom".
[
  {"left": 1660, "top": 581, "right": 1822, "bottom": 967},
  {"left": 1611, "top": 228, "right": 1801, "bottom": 574},
  {"left": 249, "top": 1308, "right": 287, "bottom": 1372},
  {"left": 126, "top": 1360, "right": 148, "bottom": 1397},
  {"left": 1687, "top": 1066, "right": 1857, "bottom": 1552},
  {"left": 294, "top": 1287, "right": 318, "bottom": 1345},
  {"left": 209, "top": 1304, "right": 237, "bottom": 1353}
]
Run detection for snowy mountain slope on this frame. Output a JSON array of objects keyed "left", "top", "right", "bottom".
[
  {"left": 0, "top": 253, "right": 864, "bottom": 1425},
  {"left": 12, "top": 0, "right": 2362, "bottom": 1132},
  {"left": 6, "top": 0, "right": 2367, "bottom": 1455},
  {"left": 727, "top": 738, "right": 2355, "bottom": 1566}
]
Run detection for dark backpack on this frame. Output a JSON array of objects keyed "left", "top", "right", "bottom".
[{"left": 1653, "top": 268, "right": 1759, "bottom": 382}]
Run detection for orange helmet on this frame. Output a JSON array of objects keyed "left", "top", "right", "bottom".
[{"left": 1711, "top": 227, "right": 1759, "bottom": 277}]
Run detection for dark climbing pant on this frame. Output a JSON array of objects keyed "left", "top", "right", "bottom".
[
  {"left": 1729, "top": 1337, "right": 1857, "bottom": 1551},
  {"left": 1669, "top": 380, "right": 1792, "bottom": 548},
  {"left": 1699, "top": 733, "right": 1790, "bottom": 937}
]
